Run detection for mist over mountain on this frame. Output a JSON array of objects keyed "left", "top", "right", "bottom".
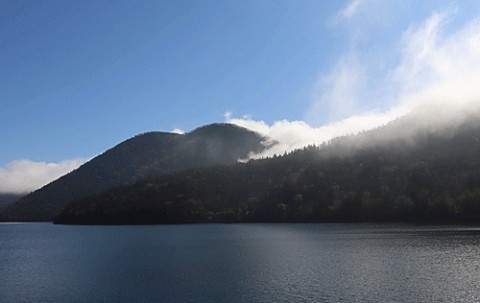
[
  {"left": 0, "top": 124, "right": 272, "bottom": 221},
  {"left": 317, "top": 104, "right": 480, "bottom": 158},
  {"left": 228, "top": 99, "right": 480, "bottom": 160},
  {"left": 54, "top": 112, "right": 480, "bottom": 225}
]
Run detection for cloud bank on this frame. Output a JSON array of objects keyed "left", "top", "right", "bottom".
[
  {"left": 228, "top": 9, "right": 480, "bottom": 158},
  {"left": 0, "top": 158, "right": 87, "bottom": 194}
]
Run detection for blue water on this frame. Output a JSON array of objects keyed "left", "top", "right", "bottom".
[{"left": 1, "top": 223, "right": 480, "bottom": 302}]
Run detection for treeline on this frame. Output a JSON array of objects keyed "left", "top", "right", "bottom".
[{"left": 54, "top": 121, "right": 480, "bottom": 224}]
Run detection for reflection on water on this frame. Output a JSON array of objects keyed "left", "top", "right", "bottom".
[{"left": 1, "top": 223, "right": 480, "bottom": 302}]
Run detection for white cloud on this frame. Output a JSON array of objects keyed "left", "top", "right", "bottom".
[
  {"left": 0, "top": 158, "right": 87, "bottom": 194},
  {"left": 307, "top": 54, "right": 366, "bottom": 123},
  {"left": 227, "top": 106, "right": 407, "bottom": 158},
  {"left": 171, "top": 128, "right": 185, "bottom": 134},
  {"left": 394, "top": 12, "right": 446, "bottom": 93},
  {"left": 391, "top": 12, "right": 480, "bottom": 123},
  {"left": 228, "top": 11, "right": 480, "bottom": 158}
]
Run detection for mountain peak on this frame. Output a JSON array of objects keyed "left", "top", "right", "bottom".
[{"left": 0, "top": 123, "right": 271, "bottom": 221}]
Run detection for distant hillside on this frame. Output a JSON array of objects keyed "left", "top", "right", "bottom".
[
  {"left": 54, "top": 118, "right": 480, "bottom": 225},
  {"left": 0, "top": 194, "right": 24, "bottom": 209},
  {"left": 1, "top": 123, "right": 272, "bottom": 221}
]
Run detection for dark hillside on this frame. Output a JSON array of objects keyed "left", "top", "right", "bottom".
[
  {"left": 1, "top": 123, "right": 271, "bottom": 221},
  {"left": 0, "top": 194, "right": 23, "bottom": 209},
  {"left": 54, "top": 118, "right": 480, "bottom": 225}
]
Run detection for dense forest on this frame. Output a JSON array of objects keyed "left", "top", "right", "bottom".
[
  {"left": 54, "top": 118, "right": 480, "bottom": 224},
  {"left": 0, "top": 124, "right": 271, "bottom": 221},
  {"left": 0, "top": 194, "right": 23, "bottom": 209}
]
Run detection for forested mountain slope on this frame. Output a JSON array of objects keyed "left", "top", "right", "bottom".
[
  {"left": 0, "top": 194, "right": 23, "bottom": 209},
  {"left": 54, "top": 117, "right": 480, "bottom": 224},
  {"left": 1, "top": 124, "right": 271, "bottom": 221}
]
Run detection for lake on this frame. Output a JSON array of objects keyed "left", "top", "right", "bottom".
[{"left": 1, "top": 223, "right": 480, "bottom": 302}]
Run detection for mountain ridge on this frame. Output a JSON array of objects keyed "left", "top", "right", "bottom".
[
  {"left": 0, "top": 123, "right": 272, "bottom": 221},
  {"left": 53, "top": 116, "right": 480, "bottom": 224}
]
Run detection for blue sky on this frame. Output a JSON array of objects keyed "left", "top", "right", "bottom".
[
  {"left": 2, "top": 0, "right": 480, "bottom": 193},
  {"left": 1, "top": 0, "right": 341, "bottom": 164}
]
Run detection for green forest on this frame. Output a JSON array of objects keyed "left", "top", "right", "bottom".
[{"left": 54, "top": 120, "right": 480, "bottom": 224}]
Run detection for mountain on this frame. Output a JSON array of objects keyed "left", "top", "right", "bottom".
[
  {"left": 0, "top": 123, "right": 272, "bottom": 221},
  {"left": 54, "top": 117, "right": 480, "bottom": 225},
  {"left": 0, "top": 194, "right": 24, "bottom": 209}
]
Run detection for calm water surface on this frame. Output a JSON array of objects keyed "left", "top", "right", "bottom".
[{"left": 1, "top": 223, "right": 480, "bottom": 302}]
